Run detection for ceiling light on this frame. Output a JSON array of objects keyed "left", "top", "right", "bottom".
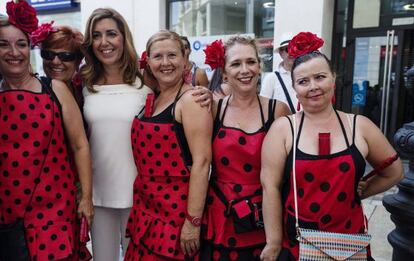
[
  {"left": 403, "top": 4, "right": 414, "bottom": 11},
  {"left": 263, "top": 2, "right": 275, "bottom": 8}
]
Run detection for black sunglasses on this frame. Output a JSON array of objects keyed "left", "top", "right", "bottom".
[{"left": 40, "top": 50, "right": 77, "bottom": 62}]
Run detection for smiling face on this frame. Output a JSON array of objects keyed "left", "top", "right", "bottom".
[
  {"left": 293, "top": 57, "right": 335, "bottom": 112},
  {"left": 91, "top": 18, "right": 124, "bottom": 68},
  {"left": 0, "top": 25, "right": 30, "bottom": 78},
  {"left": 42, "top": 48, "right": 78, "bottom": 83},
  {"left": 223, "top": 43, "right": 261, "bottom": 93},
  {"left": 147, "top": 39, "right": 185, "bottom": 88}
]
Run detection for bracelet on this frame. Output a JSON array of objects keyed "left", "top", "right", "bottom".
[{"left": 186, "top": 213, "right": 201, "bottom": 227}]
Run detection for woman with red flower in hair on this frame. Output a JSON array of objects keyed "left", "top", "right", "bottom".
[
  {"left": 0, "top": 1, "right": 92, "bottom": 260},
  {"left": 260, "top": 32, "right": 403, "bottom": 260},
  {"left": 200, "top": 36, "right": 290, "bottom": 261}
]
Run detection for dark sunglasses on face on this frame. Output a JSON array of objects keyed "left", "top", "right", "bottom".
[{"left": 40, "top": 50, "right": 77, "bottom": 62}]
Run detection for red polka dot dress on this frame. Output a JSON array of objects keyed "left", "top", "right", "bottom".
[
  {"left": 201, "top": 98, "right": 276, "bottom": 261},
  {"left": 125, "top": 91, "right": 197, "bottom": 261},
  {"left": 278, "top": 112, "right": 373, "bottom": 260},
  {"left": 0, "top": 79, "right": 91, "bottom": 261}
]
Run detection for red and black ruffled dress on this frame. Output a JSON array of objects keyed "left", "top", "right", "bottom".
[
  {"left": 0, "top": 78, "right": 91, "bottom": 261},
  {"left": 278, "top": 112, "right": 373, "bottom": 261},
  {"left": 125, "top": 90, "right": 196, "bottom": 261},
  {"left": 201, "top": 97, "right": 276, "bottom": 261}
]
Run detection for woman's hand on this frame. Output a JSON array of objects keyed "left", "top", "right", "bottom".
[
  {"left": 180, "top": 219, "right": 200, "bottom": 256},
  {"left": 77, "top": 196, "right": 94, "bottom": 226},
  {"left": 192, "top": 85, "right": 213, "bottom": 111},
  {"left": 357, "top": 180, "right": 368, "bottom": 198},
  {"left": 260, "top": 243, "right": 281, "bottom": 261}
]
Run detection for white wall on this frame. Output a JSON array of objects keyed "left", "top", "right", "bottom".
[
  {"left": 273, "top": 0, "right": 335, "bottom": 70},
  {"left": 80, "top": 0, "right": 166, "bottom": 55}
]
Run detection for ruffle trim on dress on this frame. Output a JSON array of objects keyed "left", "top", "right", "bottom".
[
  {"left": 126, "top": 207, "right": 184, "bottom": 260},
  {"left": 26, "top": 220, "right": 92, "bottom": 261}
]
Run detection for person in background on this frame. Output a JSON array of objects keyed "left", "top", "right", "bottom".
[
  {"left": 125, "top": 29, "right": 212, "bottom": 260},
  {"left": 260, "top": 32, "right": 298, "bottom": 113},
  {"left": 200, "top": 36, "right": 290, "bottom": 261},
  {"left": 0, "top": 1, "right": 92, "bottom": 260},
  {"left": 207, "top": 68, "right": 231, "bottom": 100},
  {"left": 80, "top": 8, "right": 152, "bottom": 261},
  {"left": 181, "top": 35, "right": 209, "bottom": 87},
  {"left": 260, "top": 32, "right": 404, "bottom": 261},
  {"left": 37, "top": 25, "right": 84, "bottom": 107}
]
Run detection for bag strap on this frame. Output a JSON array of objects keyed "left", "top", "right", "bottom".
[
  {"left": 275, "top": 71, "right": 295, "bottom": 113},
  {"left": 22, "top": 77, "right": 56, "bottom": 221},
  {"left": 210, "top": 179, "right": 262, "bottom": 216},
  {"left": 291, "top": 114, "right": 300, "bottom": 235},
  {"left": 292, "top": 113, "right": 369, "bottom": 235}
]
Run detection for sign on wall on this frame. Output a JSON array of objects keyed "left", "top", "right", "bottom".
[{"left": 29, "top": 0, "right": 78, "bottom": 11}]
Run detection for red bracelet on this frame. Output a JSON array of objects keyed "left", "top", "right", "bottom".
[
  {"left": 361, "top": 154, "right": 399, "bottom": 181},
  {"left": 186, "top": 213, "right": 201, "bottom": 227}
]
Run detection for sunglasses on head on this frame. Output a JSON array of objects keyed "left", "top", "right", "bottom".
[{"left": 40, "top": 50, "right": 77, "bottom": 62}]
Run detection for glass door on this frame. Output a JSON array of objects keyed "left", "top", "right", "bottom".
[{"left": 349, "top": 31, "right": 399, "bottom": 136}]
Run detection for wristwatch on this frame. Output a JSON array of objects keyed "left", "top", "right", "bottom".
[{"left": 186, "top": 213, "right": 201, "bottom": 227}]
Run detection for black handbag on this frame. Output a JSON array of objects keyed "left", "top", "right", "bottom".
[
  {"left": 0, "top": 77, "right": 55, "bottom": 261},
  {"left": 210, "top": 181, "right": 264, "bottom": 234},
  {"left": 0, "top": 219, "right": 30, "bottom": 261}
]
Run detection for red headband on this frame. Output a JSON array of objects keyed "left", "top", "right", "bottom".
[
  {"left": 287, "top": 32, "right": 324, "bottom": 58},
  {"left": 204, "top": 39, "right": 225, "bottom": 70},
  {"left": 30, "top": 21, "right": 58, "bottom": 47}
]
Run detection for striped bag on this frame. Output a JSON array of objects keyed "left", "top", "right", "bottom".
[{"left": 298, "top": 228, "right": 371, "bottom": 260}]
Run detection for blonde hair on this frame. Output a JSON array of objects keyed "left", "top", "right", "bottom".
[
  {"left": 146, "top": 29, "right": 185, "bottom": 58},
  {"left": 80, "top": 8, "right": 143, "bottom": 92},
  {"left": 224, "top": 36, "right": 261, "bottom": 67}
]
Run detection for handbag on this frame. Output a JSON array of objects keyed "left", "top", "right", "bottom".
[
  {"left": 290, "top": 114, "right": 371, "bottom": 261},
  {"left": 210, "top": 180, "right": 263, "bottom": 234},
  {"left": 0, "top": 77, "right": 55, "bottom": 261},
  {"left": 0, "top": 219, "right": 30, "bottom": 261}
]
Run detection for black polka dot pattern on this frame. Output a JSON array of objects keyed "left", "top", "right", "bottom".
[
  {"left": 0, "top": 91, "right": 91, "bottom": 260},
  {"left": 128, "top": 116, "right": 192, "bottom": 259}
]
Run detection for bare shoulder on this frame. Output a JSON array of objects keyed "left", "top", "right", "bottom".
[{"left": 50, "top": 79, "right": 72, "bottom": 99}]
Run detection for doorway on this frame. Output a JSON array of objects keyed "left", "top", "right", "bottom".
[{"left": 345, "top": 29, "right": 414, "bottom": 138}]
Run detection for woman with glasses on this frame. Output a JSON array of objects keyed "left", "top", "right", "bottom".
[
  {"left": 181, "top": 36, "right": 209, "bottom": 87},
  {"left": 40, "top": 26, "right": 84, "bottom": 107}
]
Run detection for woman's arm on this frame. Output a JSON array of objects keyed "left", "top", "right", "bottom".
[
  {"left": 274, "top": 99, "right": 292, "bottom": 118},
  {"left": 260, "top": 117, "right": 290, "bottom": 260},
  {"left": 357, "top": 115, "right": 404, "bottom": 199},
  {"left": 52, "top": 80, "right": 94, "bottom": 225},
  {"left": 176, "top": 90, "right": 213, "bottom": 256}
]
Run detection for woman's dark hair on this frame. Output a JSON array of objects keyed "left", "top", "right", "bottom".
[
  {"left": 180, "top": 36, "right": 191, "bottom": 54},
  {"left": 208, "top": 68, "right": 224, "bottom": 94},
  {"left": 291, "top": 51, "right": 334, "bottom": 82}
]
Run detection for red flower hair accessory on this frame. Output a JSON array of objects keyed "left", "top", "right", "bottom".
[
  {"left": 204, "top": 40, "right": 225, "bottom": 69},
  {"left": 288, "top": 32, "right": 324, "bottom": 58},
  {"left": 139, "top": 51, "right": 148, "bottom": 70},
  {"left": 6, "top": 0, "right": 39, "bottom": 34},
  {"left": 30, "top": 21, "right": 58, "bottom": 47}
]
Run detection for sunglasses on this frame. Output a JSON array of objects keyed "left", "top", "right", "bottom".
[{"left": 40, "top": 50, "right": 77, "bottom": 62}]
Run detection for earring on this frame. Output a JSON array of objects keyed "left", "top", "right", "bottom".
[
  {"left": 331, "top": 83, "right": 336, "bottom": 104},
  {"left": 296, "top": 102, "right": 301, "bottom": 111}
]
